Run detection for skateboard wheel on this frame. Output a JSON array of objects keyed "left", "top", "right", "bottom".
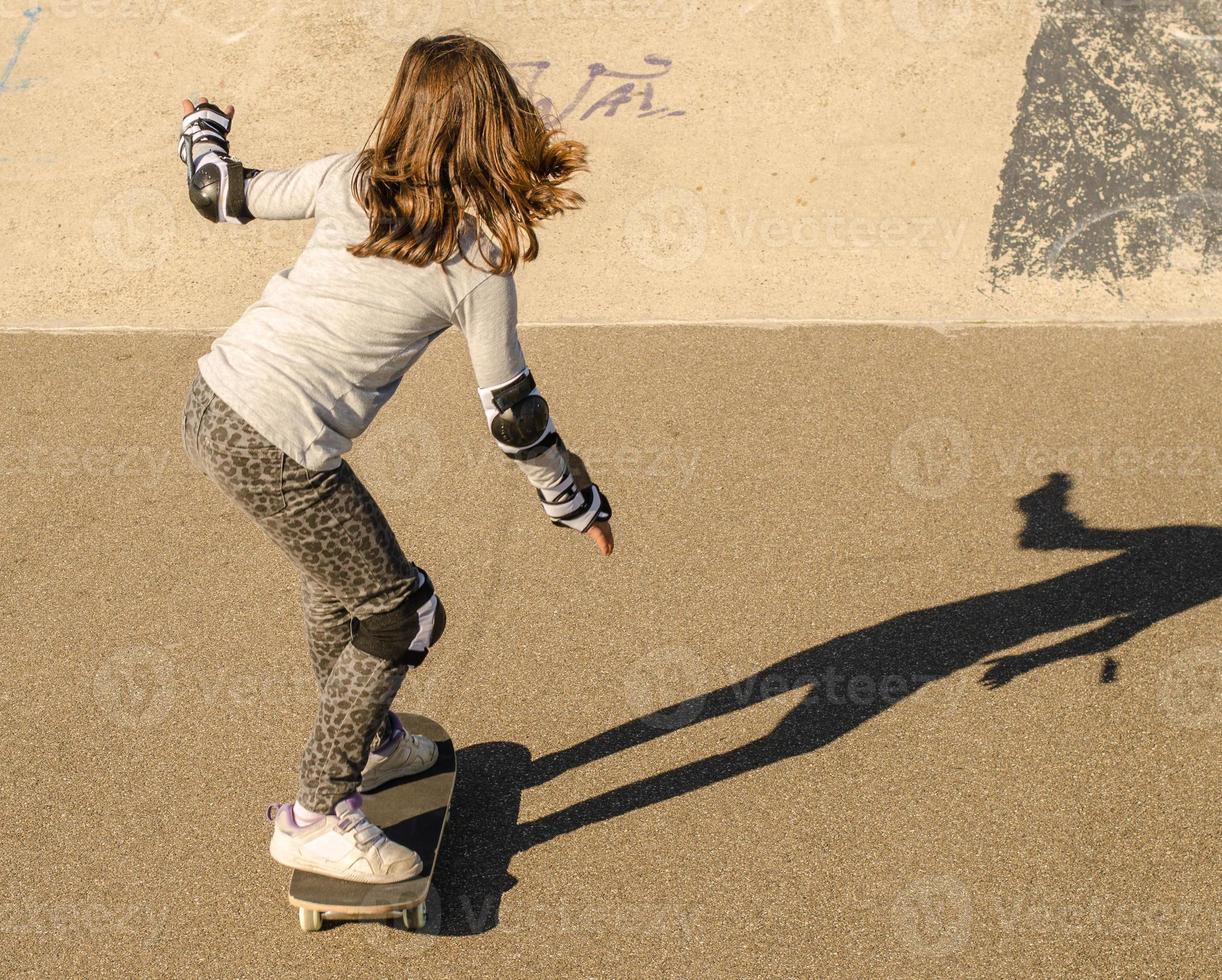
[
  {"left": 403, "top": 905, "right": 426, "bottom": 931},
  {"left": 298, "top": 907, "right": 323, "bottom": 933}
]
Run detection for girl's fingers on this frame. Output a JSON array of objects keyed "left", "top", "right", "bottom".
[
  {"left": 196, "top": 95, "right": 233, "bottom": 115},
  {"left": 180, "top": 97, "right": 235, "bottom": 120},
  {"left": 586, "top": 523, "right": 614, "bottom": 556}
]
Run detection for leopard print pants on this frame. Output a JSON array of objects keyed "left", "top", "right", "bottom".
[{"left": 182, "top": 372, "right": 424, "bottom": 812}]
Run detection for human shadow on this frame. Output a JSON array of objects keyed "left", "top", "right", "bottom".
[{"left": 431, "top": 473, "right": 1219, "bottom": 935}]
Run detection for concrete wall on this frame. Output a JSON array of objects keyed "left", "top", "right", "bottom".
[{"left": 1, "top": 0, "right": 1219, "bottom": 328}]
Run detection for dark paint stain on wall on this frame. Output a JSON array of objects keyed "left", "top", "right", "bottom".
[{"left": 990, "top": 0, "right": 1222, "bottom": 289}]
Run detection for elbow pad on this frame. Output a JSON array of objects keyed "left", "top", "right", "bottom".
[
  {"left": 478, "top": 370, "right": 559, "bottom": 461},
  {"left": 188, "top": 154, "right": 257, "bottom": 224}
]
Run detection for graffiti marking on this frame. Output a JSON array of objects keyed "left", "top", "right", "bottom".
[
  {"left": 512, "top": 55, "right": 685, "bottom": 123},
  {"left": 0, "top": 6, "right": 41, "bottom": 95}
]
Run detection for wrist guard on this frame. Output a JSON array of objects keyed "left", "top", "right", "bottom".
[{"left": 538, "top": 473, "right": 612, "bottom": 533}]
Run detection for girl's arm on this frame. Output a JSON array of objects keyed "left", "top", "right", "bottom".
[
  {"left": 178, "top": 98, "right": 343, "bottom": 223},
  {"left": 454, "top": 273, "right": 613, "bottom": 553},
  {"left": 244, "top": 154, "right": 348, "bottom": 220}
]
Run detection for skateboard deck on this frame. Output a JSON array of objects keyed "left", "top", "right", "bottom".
[{"left": 287, "top": 714, "right": 455, "bottom": 933}]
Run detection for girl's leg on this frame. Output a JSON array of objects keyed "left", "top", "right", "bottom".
[
  {"left": 275, "top": 464, "right": 443, "bottom": 811},
  {"left": 297, "top": 646, "right": 409, "bottom": 812},
  {"left": 186, "top": 377, "right": 443, "bottom": 813},
  {"left": 299, "top": 574, "right": 397, "bottom": 749},
  {"left": 300, "top": 573, "right": 350, "bottom": 689}
]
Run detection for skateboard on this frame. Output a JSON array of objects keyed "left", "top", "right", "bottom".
[{"left": 287, "top": 714, "right": 456, "bottom": 933}]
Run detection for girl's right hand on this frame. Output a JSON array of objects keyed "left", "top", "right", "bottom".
[{"left": 586, "top": 521, "right": 614, "bottom": 556}]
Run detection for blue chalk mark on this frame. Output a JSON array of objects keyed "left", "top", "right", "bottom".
[{"left": 0, "top": 7, "right": 42, "bottom": 95}]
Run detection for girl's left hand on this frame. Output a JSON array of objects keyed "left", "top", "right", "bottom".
[{"left": 585, "top": 520, "right": 614, "bottom": 556}]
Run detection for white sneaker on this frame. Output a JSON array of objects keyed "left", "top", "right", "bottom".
[
  {"left": 361, "top": 712, "right": 439, "bottom": 792},
  {"left": 268, "top": 794, "right": 422, "bottom": 884}
]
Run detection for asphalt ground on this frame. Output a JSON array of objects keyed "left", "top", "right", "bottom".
[{"left": 0, "top": 324, "right": 1218, "bottom": 977}]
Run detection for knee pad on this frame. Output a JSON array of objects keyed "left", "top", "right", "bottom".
[{"left": 352, "top": 572, "right": 446, "bottom": 667}]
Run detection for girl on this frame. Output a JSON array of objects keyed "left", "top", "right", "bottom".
[{"left": 179, "top": 34, "right": 613, "bottom": 885}]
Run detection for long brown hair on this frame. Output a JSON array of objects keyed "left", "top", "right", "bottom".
[{"left": 348, "top": 34, "right": 587, "bottom": 274}]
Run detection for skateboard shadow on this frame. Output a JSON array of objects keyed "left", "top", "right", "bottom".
[{"left": 431, "top": 473, "right": 1220, "bottom": 935}]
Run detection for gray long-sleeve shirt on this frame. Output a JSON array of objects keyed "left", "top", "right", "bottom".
[{"left": 197, "top": 151, "right": 569, "bottom": 493}]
